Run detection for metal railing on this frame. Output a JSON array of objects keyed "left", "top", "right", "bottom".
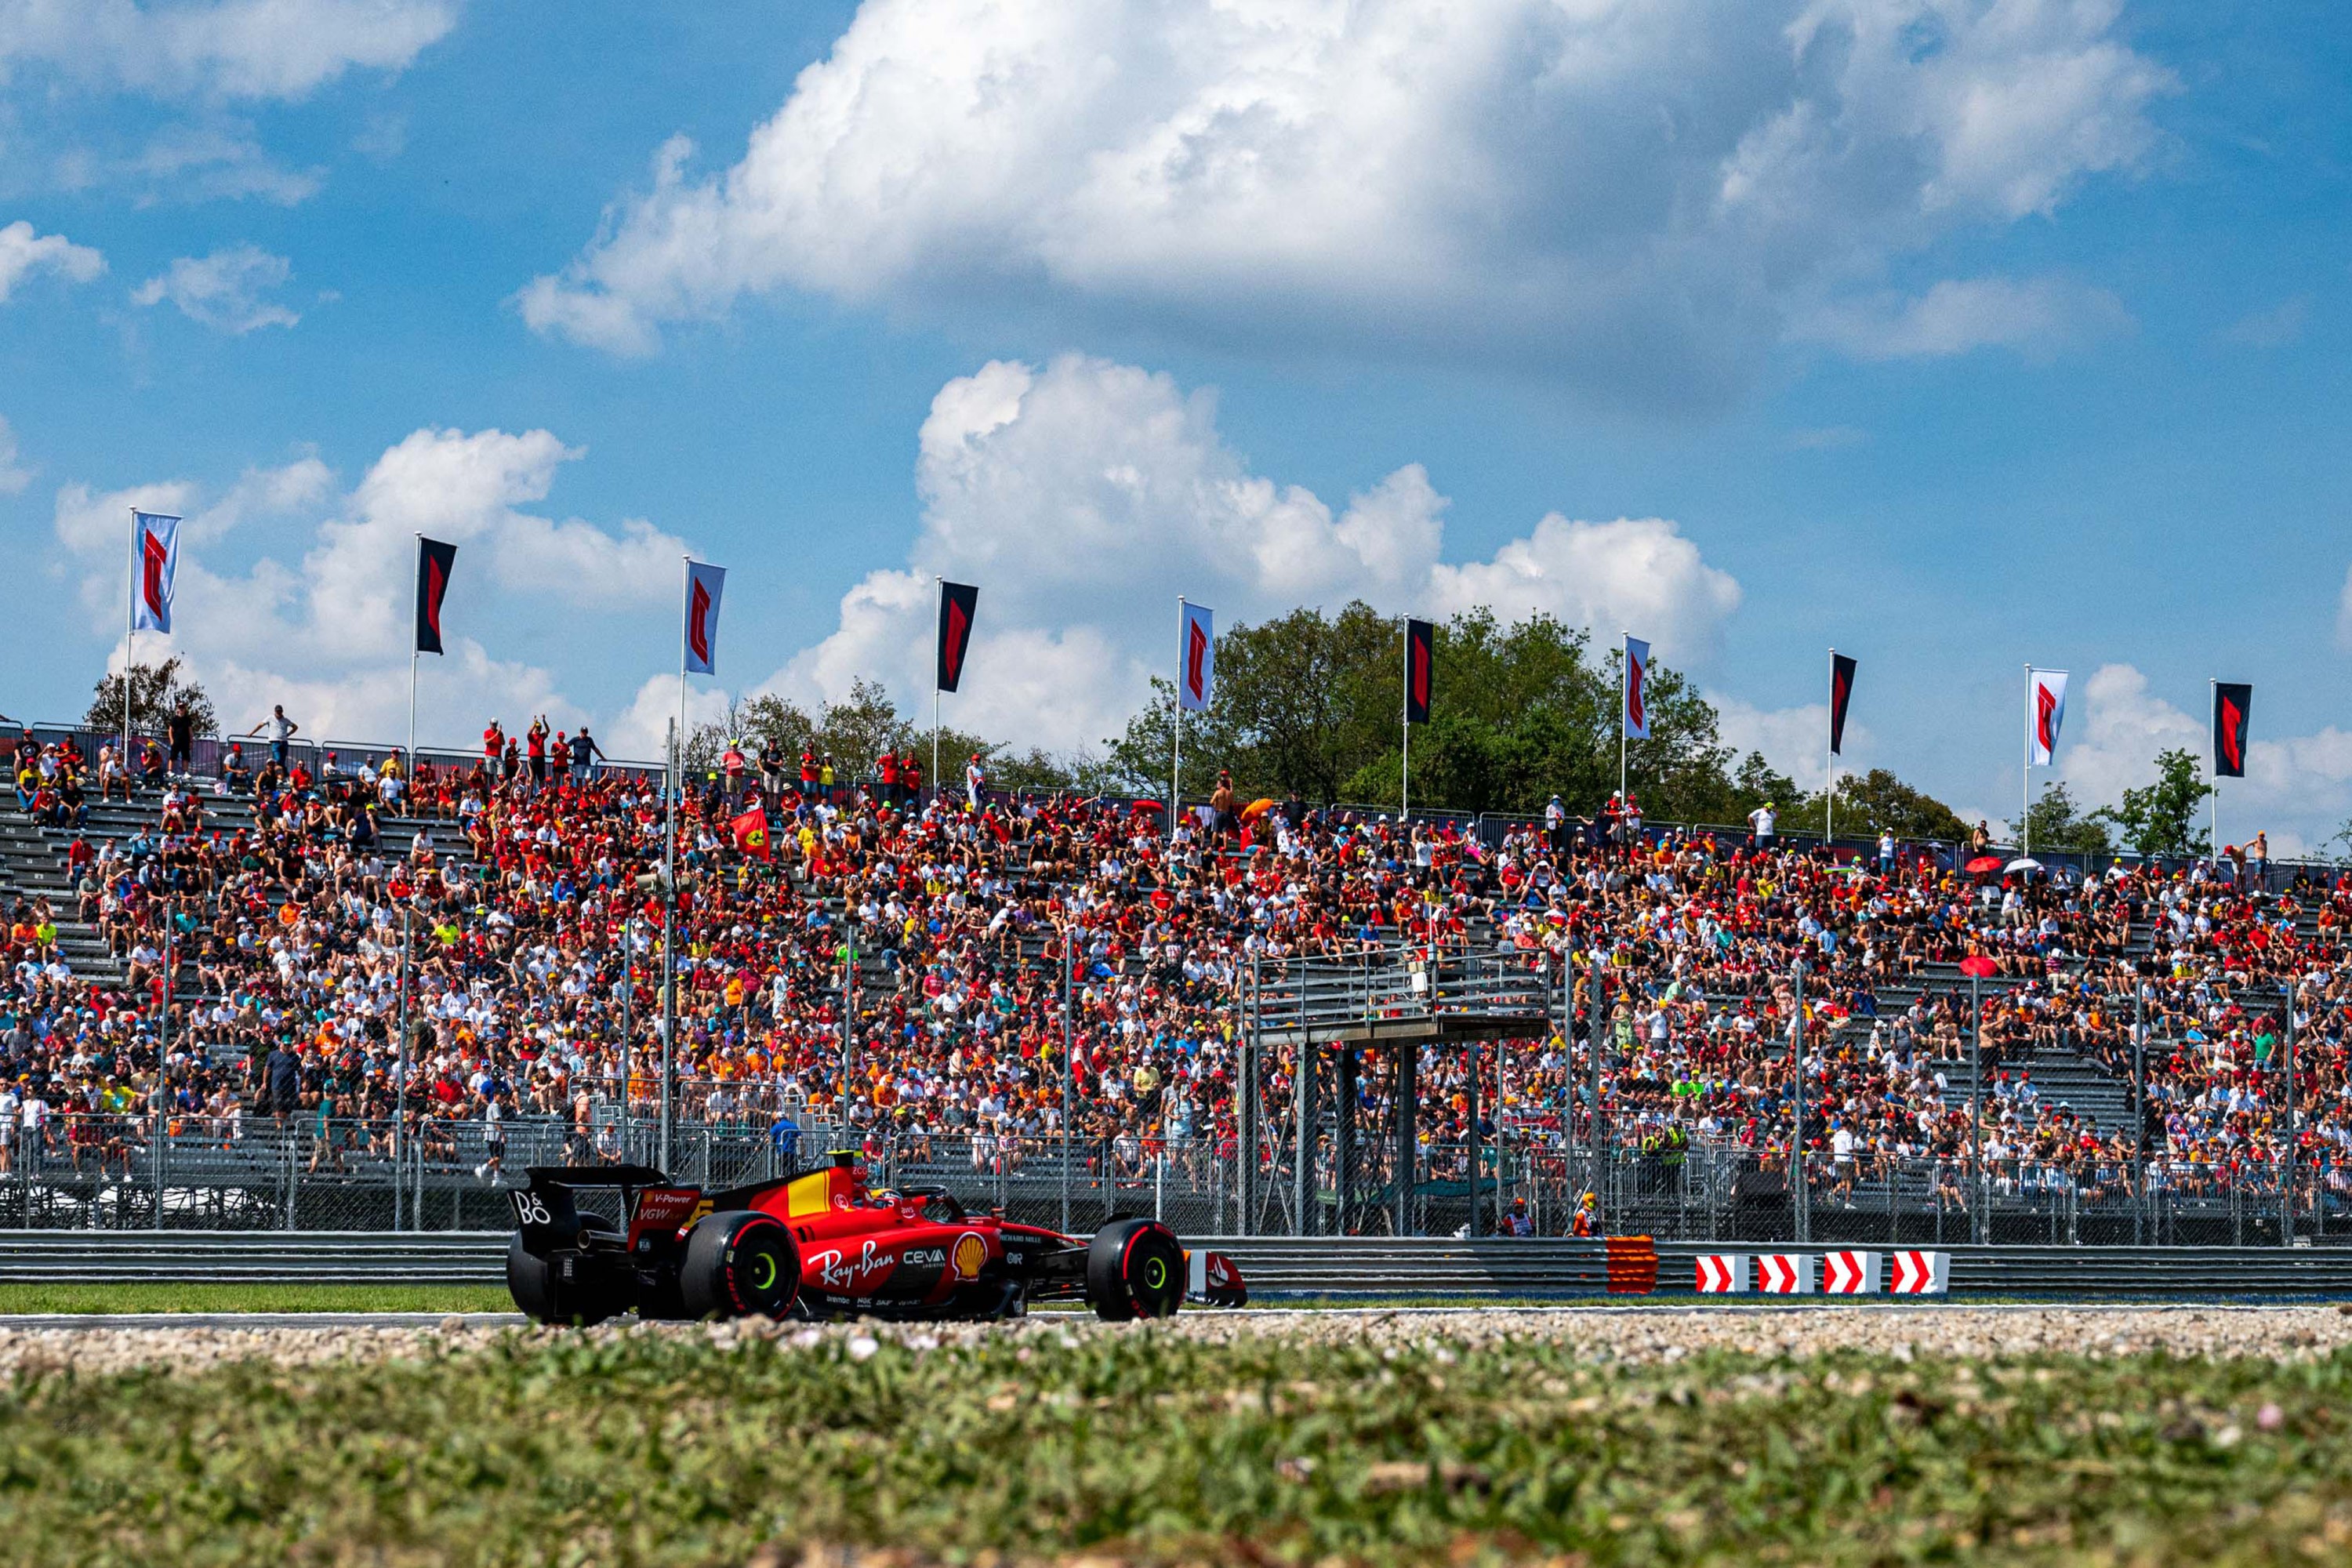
[{"left": 0, "top": 1114, "right": 2341, "bottom": 1249}]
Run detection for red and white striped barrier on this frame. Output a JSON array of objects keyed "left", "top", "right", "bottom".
[
  {"left": 1757, "top": 1254, "right": 1815, "bottom": 1294},
  {"left": 1888, "top": 1250, "right": 1950, "bottom": 1294},
  {"left": 1822, "top": 1250, "right": 1882, "bottom": 1294},
  {"left": 1694, "top": 1254, "right": 1749, "bottom": 1293}
]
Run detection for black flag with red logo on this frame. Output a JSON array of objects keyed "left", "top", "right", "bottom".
[
  {"left": 415, "top": 536, "right": 457, "bottom": 655},
  {"left": 2213, "top": 681, "right": 2251, "bottom": 779},
  {"left": 1829, "top": 652, "right": 1857, "bottom": 755},
  {"left": 1404, "top": 619, "right": 1434, "bottom": 725},
  {"left": 936, "top": 581, "right": 978, "bottom": 692}
]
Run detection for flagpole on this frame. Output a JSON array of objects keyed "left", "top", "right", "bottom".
[
  {"left": 932, "top": 576, "right": 943, "bottom": 811},
  {"left": 1824, "top": 647, "right": 1835, "bottom": 846},
  {"left": 123, "top": 507, "right": 136, "bottom": 774},
  {"left": 2021, "top": 663, "right": 2032, "bottom": 857},
  {"left": 1399, "top": 616, "right": 1410, "bottom": 821},
  {"left": 663, "top": 554, "right": 688, "bottom": 1174},
  {"left": 1172, "top": 597, "right": 1185, "bottom": 826},
  {"left": 1618, "top": 630, "right": 1629, "bottom": 816},
  {"left": 408, "top": 533, "right": 421, "bottom": 781},
  {"left": 2209, "top": 677, "right": 2219, "bottom": 858}
]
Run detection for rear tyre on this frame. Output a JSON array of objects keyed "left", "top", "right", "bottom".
[
  {"left": 506, "top": 1232, "right": 556, "bottom": 1322},
  {"left": 1085, "top": 1218, "right": 1184, "bottom": 1322},
  {"left": 507, "top": 1233, "right": 619, "bottom": 1327},
  {"left": 681, "top": 1210, "right": 800, "bottom": 1320}
]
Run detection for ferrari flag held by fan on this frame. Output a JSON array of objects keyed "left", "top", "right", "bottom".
[
  {"left": 2028, "top": 669, "right": 2068, "bottom": 766},
  {"left": 131, "top": 511, "right": 180, "bottom": 633},
  {"left": 731, "top": 807, "right": 772, "bottom": 860},
  {"left": 2213, "top": 682, "right": 2252, "bottom": 779},
  {"left": 1178, "top": 601, "right": 1214, "bottom": 712}
]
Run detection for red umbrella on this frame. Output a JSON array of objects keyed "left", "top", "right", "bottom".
[
  {"left": 1964, "top": 855, "right": 2005, "bottom": 876},
  {"left": 1958, "top": 955, "right": 1999, "bottom": 978},
  {"left": 1130, "top": 799, "right": 1165, "bottom": 816}
]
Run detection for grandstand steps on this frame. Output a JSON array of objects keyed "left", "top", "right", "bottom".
[
  {"left": 0, "top": 817, "right": 126, "bottom": 986},
  {"left": 1926, "top": 1044, "right": 2136, "bottom": 1137}
]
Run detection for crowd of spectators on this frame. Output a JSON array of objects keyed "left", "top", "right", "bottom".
[{"left": 4, "top": 712, "right": 2350, "bottom": 1227}]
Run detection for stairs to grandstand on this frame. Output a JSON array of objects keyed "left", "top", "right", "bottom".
[
  {"left": 0, "top": 812, "right": 125, "bottom": 986},
  {"left": 5, "top": 783, "right": 448, "bottom": 994}
]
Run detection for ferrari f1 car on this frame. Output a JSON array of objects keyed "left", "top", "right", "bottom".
[{"left": 504, "top": 1153, "right": 1247, "bottom": 1325}]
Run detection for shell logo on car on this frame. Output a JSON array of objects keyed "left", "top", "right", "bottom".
[{"left": 951, "top": 1232, "right": 988, "bottom": 1281}]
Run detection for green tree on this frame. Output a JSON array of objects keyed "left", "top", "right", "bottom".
[
  {"left": 2019, "top": 781, "right": 2112, "bottom": 853},
  {"left": 1806, "top": 768, "right": 1972, "bottom": 842},
  {"left": 85, "top": 657, "right": 218, "bottom": 739},
  {"left": 1113, "top": 601, "right": 1759, "bottom": 817},
  {"left": 2098, "top": 748, "right": 2211, "bottom": 857}
]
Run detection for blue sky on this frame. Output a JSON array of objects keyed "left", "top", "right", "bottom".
[{"left": 4, "top": 0, "right": 2350, "bottom": 847}]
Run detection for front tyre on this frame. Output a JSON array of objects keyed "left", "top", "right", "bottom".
[
  {"left": 1085, "top": 1218, "right": 1184, "bottom": 1321},
  {"left": 681, "top": 1210, "right": 800, "bottom": 1320}
]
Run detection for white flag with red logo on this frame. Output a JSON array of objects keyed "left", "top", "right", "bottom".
[
  {"left": 1177, "top": 601, "right": 1214, "bottom": 713},
  {"left": 683, "top": 560, "right": 725, "bottom": 675},
  {"left": 2028, "top": 668, "right": 2068, "bottom": 765},
  {"left": 1623, "top": 634, "right": 1651, "bottom": 739},
  {"left": 132, "top": 510, "right": 180, "bottom": 633}
]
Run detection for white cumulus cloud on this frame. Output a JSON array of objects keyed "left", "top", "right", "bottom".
[
  {"left": 765, "top": 354, "right": 1745, "bottom": 752},
  {"left": 0, "top": 219, "right": 103, "bottom": 300},
  {"left": 51, "top": 426, "right": 691, "bottom": 748},
  {"left": 2050, "top": 663, "right": 2352, "bottom": 856},
  {"left": 0, "top": 0, "right": 458, "bottom": 100},
  {"left": 131, "top": 243, "right": 299, "bottom": 332},
  {"left": 1794, "top": 274, "right": 2133, "bottom": 360},
  {"left": 0, "top": 414, "right": 29, "bottom": 494},
  {"left": 522, "top": 0, "right": 2170, "bottom": 405}
]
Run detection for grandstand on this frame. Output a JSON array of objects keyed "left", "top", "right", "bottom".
[{"left": 2, "top": 712, "right": 2344, "bottom": 1247}]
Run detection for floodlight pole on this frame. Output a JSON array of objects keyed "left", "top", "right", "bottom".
[
  {"left": 661, "top": 719, "right": 677, "bottom": 1174},
  {"left": 396, "top": 901, "right": 412, "bottom": 1232},
  {"left": 1060, "top": 928, "right": 1073, "bottom": 1235},
  {"left": 2284, "top": 978, "right": 2298, "bottom": 1247},
  {"left": 1791, "top": 960, "right": 1809, "bottom": 1244},
  {"left": 1971, "top": 971, "right": 1987, "bottom": 1245},
  {"left": 2132, "top": 979, "right": 2146, "bottom": 1247}
]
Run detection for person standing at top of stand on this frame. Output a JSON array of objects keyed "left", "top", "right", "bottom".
[{"left": 245, "top": 704, "right": 299, "bottom": 772}]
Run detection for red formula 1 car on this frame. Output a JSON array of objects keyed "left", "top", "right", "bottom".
[{"left": 504, "top": 1153, "right": 1247, "bottom": 1325}]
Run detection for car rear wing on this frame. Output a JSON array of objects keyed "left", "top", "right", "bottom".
[{"left": 510, "top": 1164, "right": 675, "bottom": 1253}]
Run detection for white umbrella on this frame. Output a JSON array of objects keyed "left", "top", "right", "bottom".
[{"left": 2005, "top": 857, "right": 2043, "bottom": 874}]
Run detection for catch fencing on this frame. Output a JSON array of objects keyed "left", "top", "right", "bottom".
[{"left": 1, "top": 1114, "right": 2347, "bottom": 1251}]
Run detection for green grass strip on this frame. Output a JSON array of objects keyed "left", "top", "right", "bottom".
[
  {"left": 0, "top": 1283, "right": 514, "bottom": 1315},
  {"left": 2, "top": 1327, "right": 2351, "bottom": 1563}
]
